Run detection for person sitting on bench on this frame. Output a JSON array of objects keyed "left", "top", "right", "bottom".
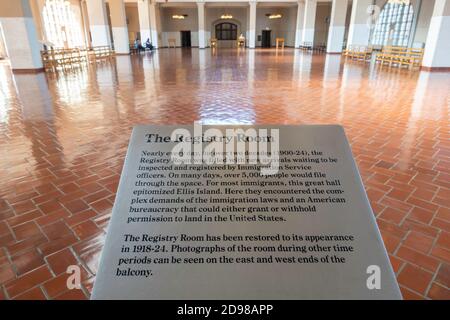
[
  {"left": 134, "top": 38, "right": 144, "bottom": 53},
  {"left": 145, "top": 38, "right": 154, "bottom": 51}
]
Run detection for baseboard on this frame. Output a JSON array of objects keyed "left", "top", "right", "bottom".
[
  {"left": 12, "top": 68, "right": 45, "bottom": 74},
  {"left": 421, "top": 66, "right": 450, "bottom": 72},
  {"left": 161, "top": 46, "right": 199, "bottom": 49},
  {"left": 255, "top": 46, "right": 294, "bottom": 48}
]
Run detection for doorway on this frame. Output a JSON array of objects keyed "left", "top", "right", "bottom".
[
  {"left": 261, "top": 30, "right": 271, "bottom": 48},
  {"left": 180, "top": 31, "right": 191, "bottom": 48}
]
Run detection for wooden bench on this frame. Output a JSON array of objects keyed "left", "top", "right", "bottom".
[
  {"left": 41, "top": 48, "right": 88, "bottom": 72},
  {"left": 41, "top": 50, "right": 56, "bottom": 72},
  {"left": 376, "top": 46, "right": 424, "bottom": 68},
  {"left": 314, "top": 43, "right": 326, "bottom": 53},
  {"left": 400, "top": 47, "right": 424, "bottom": 68},
  {"left": 90, "top": 46, "right": 115, "bottom": 60},
  {"left": 342, "top": 44, "right": 353, "bottom": 56},
  {"left": 376, "top": 46, "right": 407, "bottom": 66},
  {"left": 344, "top": 45, "right": 373, "bottom": 61},
  {"left": 41, "top": 46, "right": 115, "bottom": 72},
  {"left": 300, "top": 41, "right": 313, "bottom": 50}
]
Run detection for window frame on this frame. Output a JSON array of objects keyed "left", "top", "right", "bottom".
[
  {"left": 370, "top": 2, "right": 414, "bottom": 47},
  {"left": 215, "top": 23, "right": 238, "bottom": 41}
]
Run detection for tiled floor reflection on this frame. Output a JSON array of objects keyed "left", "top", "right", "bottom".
[{"left": 0, "top": 48, "right": 449, "bottom": 300}]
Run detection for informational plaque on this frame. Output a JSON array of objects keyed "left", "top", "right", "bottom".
[{"left": 91, "top": 125, "right": 401, "bottom": 299}]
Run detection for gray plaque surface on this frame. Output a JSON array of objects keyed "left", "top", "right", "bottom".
[{"left": 91, "top": 125, "right": 402, "bottom": 299}]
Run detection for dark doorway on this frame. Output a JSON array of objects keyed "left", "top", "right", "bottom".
[
  {"left": 180, "top": 31, "right": 191, "bottom": 47},
  {"left": 261, "top": 30, "right": 271, "bottom": 48}
]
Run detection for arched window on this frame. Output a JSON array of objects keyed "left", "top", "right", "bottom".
[
  {"left": 371, "top": 2, "right": 414, "bottom": 47},
  {"left": 215, "top": 23, "right": 238, "bottom": 40},
  {"left": 43, "top": 0, "right": 84, "bottom": 48}
]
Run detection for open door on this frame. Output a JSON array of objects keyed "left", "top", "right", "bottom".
[
  {"left": 180, "top": 31, "right": 191, "bottom": 48},
  {"left": 261, "top": 30, "right": 271, "bottom": 48}
]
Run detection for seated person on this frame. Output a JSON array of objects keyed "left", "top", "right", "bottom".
[
  {"left": 134, "top": 38, "right": 144, "bottom": 52},
  {"left": 145, "top": 38, "right": 154, "bottom": 51}
]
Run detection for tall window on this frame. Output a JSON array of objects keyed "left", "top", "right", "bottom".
[
  {"left": 215, "top": 23, "right": 238, "bottom": 40},
  {"left": 371, "top": 2, "right": 414, "bottom": 47},
  {"left": 43, "top": 0, "right": 84, "bottom": 48}
]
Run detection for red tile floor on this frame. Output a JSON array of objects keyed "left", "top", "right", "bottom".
[{"left": 0, "top": 48, "right": 449, "bottom": 300}]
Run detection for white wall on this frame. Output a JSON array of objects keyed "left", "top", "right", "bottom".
[
  {"left": 160, "top": 7, "right": 199, "bottom": 46},
  {"left": 314, "top": 2, "right": 332, "bottom": 46},
  {"left": 255, "top": 7, "right": 297, "bottom": 47},
  {"left": 284, "top": 6, "right": 298, "bottom": 46},
  {"left": 125, "top": 4, "right": 140, "bottom": 43},
  {"left": 122, "top": 0, "right": 436, "bottom": 50},
  {"left": 414, "top": 0, "right": 435, "bottom": 45},
  {"left": 206, "top": 7, "right": 248, "bottom": 47}
]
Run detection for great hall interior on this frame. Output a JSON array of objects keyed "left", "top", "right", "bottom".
[{"left": 0, "top": 0, "right": 449, "bottom": 300}]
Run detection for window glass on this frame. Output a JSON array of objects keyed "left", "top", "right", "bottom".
[
  {"left": 371, "top": 2, "right": 414, "bottom": 47},
  {"left": 215, "top": 23, "right": 238, "bottom": 40},
  {"left": 43, "top": 0, "right": 84, "bottom": 48}
]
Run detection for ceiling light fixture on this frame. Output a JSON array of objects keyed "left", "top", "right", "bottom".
[
  {"left": 266, "top": 14, "right": 282, "bottom": 19},
  {"left": 221, "top": 14, "right": 233, "bottom": 19},
  {"left": 172, "top": 15, "right": 187, "bottom": 20}
]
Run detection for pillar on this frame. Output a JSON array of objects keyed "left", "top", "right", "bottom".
[
  {"left": 0, "top": 26, "right": 6, "bottom": 58},
  {"left": 30, "top": 0, "right": 46, "bottom": 43},
  {"left": 347, "top": 0, "right": 372, "bottom": 48},
  {"left": 109, "top": 0, "right": 129, "bottom": 54},
  {"left": 81, "top": 0, "right": 92, "bottom": 47},
  {"left": 137, "top": 0, "right": 150, "bottom": 42},
  {"left": 248, "top": 0, "right": 256, "bottom": 49},
  {"left": 327, "top": 0, "right": 348, "bottom": 53},
  {"left": 149, "top": 1, "right": 159, "bottom": 48},
  {"left": 85, "top": 0, "right": 111, "bottom": 47},
  {"left": 0, "top": 0, "right": 43, "bottom": 72},
  {"left": 197, "top": 1, "right": 206, "bottom": 49},
  {"left": 294, "top": 1, "right": 306, "bottom": 48},
  {"left": 323, "top": 54, "right": 342, "bottom": 87},
  {"left": 422, "top": 0, "right": 450, "bottom": 70},
  {"left": 301, "top": 0, "right": 317, "bottom": 45}
]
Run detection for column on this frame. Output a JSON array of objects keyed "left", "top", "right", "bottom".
[
  {"left": 301, "top": 0, "right": 317, "bottom": 45},
  {"left": 109, "top": 0, "right": 129, "bottom": 54},
  {"left": 346, "top": 0, "right": 372, "bottom": 48},
  {"left": 81, "top": 0, "right": 92, "bottom": 47},
  {"left": 327, "top": 0, "right": 348, "bottom": 53},
  {"left": 0, "top": 0, "right": 43, "bottom": 72},
  {"left": 248, "top": 0, "right": 256, "bottom": 49},
  {"left": 137, "top": 0, "right": 151, "bottom": 42},
  {"left": 30, "top": 0, "right": 46, "bottom": 42},
  {"left": 149, "top": 1, "right": 159, "bottom": 48},
  {"left": 294, "top": 1, "right": 306, "bottom": 48},
  {"left": 197, "top": 1, "right": 206, "bottom": 49},
  {"left": 323, "top": 54, "right": 342, "bottom": 87},
  {"left": 85, "top": 0, "right": 111, "bottom": 47},
  {"left": 422, "top": 0, "right": 450, "bottom": 70}
]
